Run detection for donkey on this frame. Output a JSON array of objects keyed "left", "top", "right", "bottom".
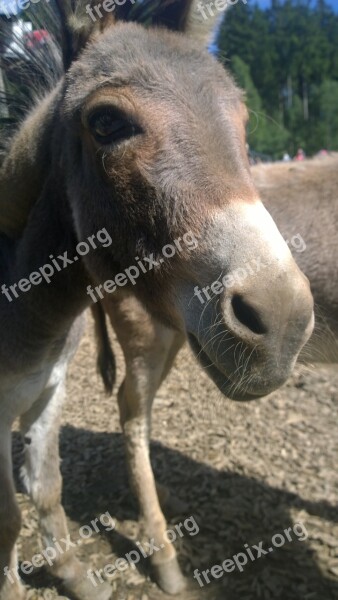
[
  {"left": 0, "top": 1, "right": 314, "bottom": 599},
  {"left": 92, "top": 157, "right": 338, "bottom": 577},
  {"left": 253, "top": 156, "right": 338, "bottom": 362}
]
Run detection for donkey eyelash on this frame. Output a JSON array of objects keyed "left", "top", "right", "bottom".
[{"left": 88, "top": 110, "right": 142, "bottom": 146}]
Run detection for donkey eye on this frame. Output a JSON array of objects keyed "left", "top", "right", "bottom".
[{"left": 88, "top": 111, "right": 140, "bottom": 145}]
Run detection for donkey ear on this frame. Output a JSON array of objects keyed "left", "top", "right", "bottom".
[
  {"left": 184, "top": 0, "right": 229, "bottom": 47},
  {"left": 55, "top": 0, "right": 117, "bottom": 70},
  {"left": 149, "top": 1, "right": 227, "bottom": 48}
]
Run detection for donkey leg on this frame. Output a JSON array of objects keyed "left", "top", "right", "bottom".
[
  {"left": 104, "top": 295, "right": 185, "bottom": 595},
  {"left": 20, "top": 380, "right": 112, "bottom": 600},
  {"left": 0, "top": 427, "right": 25, "bottom": 600}
]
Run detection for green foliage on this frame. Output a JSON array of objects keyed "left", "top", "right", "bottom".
[
  {"left": 218, "top": 0, "right": 338, "bottom": 158},
  {"left": 230, "top": 55, "right": 290, "bottom": 158},
  {"left": 319, "top": 79, "right": 338, "bottom": 149}
]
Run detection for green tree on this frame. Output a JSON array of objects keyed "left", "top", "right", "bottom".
[
  {"left": 320, "top": 80, "right": 338, "bottom": 149},
  {"left": 217, "top": 0, "right": 338, "bottom": 156},
  {"left": 230, "top": 55, "right": 289, "bottom": 158}
]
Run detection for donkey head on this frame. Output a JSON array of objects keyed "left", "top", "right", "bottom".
[{"left": 59, "top": 0, "right": 314, "bottom": 400}]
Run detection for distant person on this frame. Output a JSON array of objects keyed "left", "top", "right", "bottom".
[
  {"left": 283, "top": 152, "right": 291, "bottom": 162},
  {"left": 294, "top": 148, "right": 305, "bottom": 161}
]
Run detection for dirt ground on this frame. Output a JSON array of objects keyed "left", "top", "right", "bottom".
[
  {"left": 10, "top": 154, "right": 338, "bottom": 600},
  {"left": 12, "top": 307, "right": 338, "bottom": 600}
]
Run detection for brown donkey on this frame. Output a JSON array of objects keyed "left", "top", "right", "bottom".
[
  {"left": 93, "top": 157, "right": 338, "bottom": 599},
  {"left": 253, "top": 156, "right": 338, "bottom": 362},
  {"left": 0, "top": 1, "right": 314, "bottom": 599}
]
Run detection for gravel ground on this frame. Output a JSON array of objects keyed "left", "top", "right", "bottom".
[{"left": 12, "top": 313, "right": 338, "bottom": 600}]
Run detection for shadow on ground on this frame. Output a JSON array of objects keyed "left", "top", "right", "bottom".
[{"left": 12, "top": 425, "right": 338, "bottom": 600}]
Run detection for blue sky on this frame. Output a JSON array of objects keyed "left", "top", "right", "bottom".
[
  {"left": 257, "top": 0, "right": 338, "bottom": 10},
  {"left": 2, "top": 0, "right": 338, "bottom": 17}
]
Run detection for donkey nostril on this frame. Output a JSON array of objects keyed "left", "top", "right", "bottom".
[{"left": 231, "top": 294, "right": 267, "bottom": 335}]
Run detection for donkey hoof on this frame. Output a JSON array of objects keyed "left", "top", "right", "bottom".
[
  {"left": 64, "top": 578, "right": 112, "bottom": 600},
  {"left": 152, "top": 558, "right": 187, "bottom": 595}
]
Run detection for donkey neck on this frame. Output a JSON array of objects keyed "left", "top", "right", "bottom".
[
  {"left": 0, "top": 173, "right": 92, "bottom": 372},
  {"left": 0, "top": 84, "right": 63, "bottom": 239}
]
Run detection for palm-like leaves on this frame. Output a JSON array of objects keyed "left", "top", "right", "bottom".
[
  {"left": 0, "top": 0, "right": 193, "bottom": 151},
  {"left": 0, "top": 1, "right": 62, "bottom": 143}
]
